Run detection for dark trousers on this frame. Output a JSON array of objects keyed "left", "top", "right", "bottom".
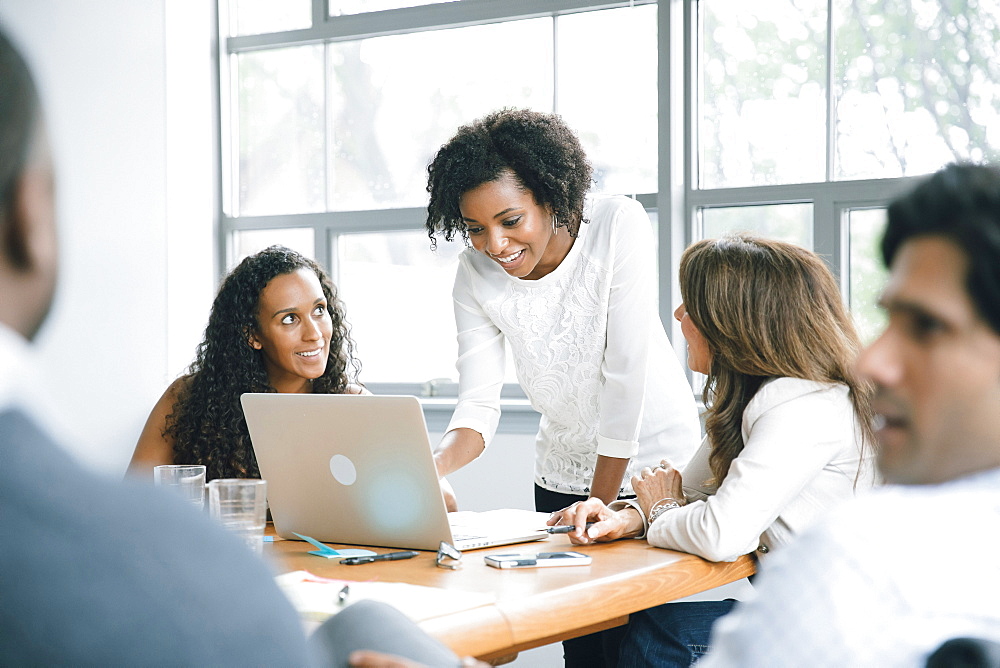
[
  {"left": 534, "top": 485, "right": 627, "bottom": 668},
  {"left": 618, "top": 600, "right": 737, "bottom": 667}
]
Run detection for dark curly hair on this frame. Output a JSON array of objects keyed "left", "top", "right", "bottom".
[
  {"left": 166, "top": 245, "right": 360, "bottom": 481},
  {"left": 425, "top": 108, "right": 593, "bottom": 247}
]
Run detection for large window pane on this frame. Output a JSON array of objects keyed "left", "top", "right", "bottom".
[
  {"left": 849, "top": 208, "right": 889, "bottom": 343},
  {"left": 236, "top": 45, "right": 325, "bottom": 217},
  {"left": 230, "top": 228, "right": 317, "bottom": 271},
  {"left": 558, "top": 5, "right": 658, "bottom": 194},
  {"left": 330, "top": 1, "right": 457, "bottom": 15},
  {"left": 230, "top": 0, "right": 311, "bottom": 37},
  {"left": 701, "top": 203, "right": 813, "bottom": 249},
  {"left": 337, "top": 231, "right": 463, "bottom": 383},
  {"left": 699, "top": 0, "right": 828, "bottom": 188},
  {"left": 326, "top": 19, "right": 552, "bottom": 211},
  {"left": 834, "top": 0, "right": 1000, "bottom": 180}
]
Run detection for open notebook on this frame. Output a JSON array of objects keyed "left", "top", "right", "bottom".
[{"left": 240, "top": 393, "right": 549, "bottom": 551}]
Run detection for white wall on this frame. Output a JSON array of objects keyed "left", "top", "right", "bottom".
[
  {"left": 0, "top": 0, "right": 215, "bottom": 475},
  {"left": 432, "top": 431, "right": 537, "bottom": 512}
]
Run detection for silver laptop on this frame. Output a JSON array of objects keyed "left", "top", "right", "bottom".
[{"left": 240, "top": 393, "right": 549, "bottom": 551}]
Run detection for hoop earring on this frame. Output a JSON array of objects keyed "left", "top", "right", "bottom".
[{"left": 551, "top": 215, "right": 558, "bottom": 234}]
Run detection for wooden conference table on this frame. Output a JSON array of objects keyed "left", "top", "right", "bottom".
[{"left": 266, "top": 529, "right": 755, "bottom": 661}]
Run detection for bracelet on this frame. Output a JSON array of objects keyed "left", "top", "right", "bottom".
[
  {"left": 647, "top": 498, "right": 681, "bottom": 525},
  {"left": 608, "top": 498, "right": 649, "bottom": 539}
]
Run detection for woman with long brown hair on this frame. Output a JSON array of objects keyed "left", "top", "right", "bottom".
[{"left": 551, "top": 234, "right": 877, "bottom": 666}]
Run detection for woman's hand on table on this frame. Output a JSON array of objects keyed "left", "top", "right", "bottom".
[
  {"left": 546, "top": 497, "right": 642, "bottom": 544},
  {"left": 349, "top": 650, "right": 424, "bottom": 667},
  {"left": 348, "top": 650, "right": 488, "bottom": 667},
  {"left": 632, "top": 459, "right": 687, "bottom": 520}
]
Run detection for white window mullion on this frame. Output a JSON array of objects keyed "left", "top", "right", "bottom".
[
  {"left": 312, "top": 0, "right": 327, "bottom": 27},
  {"left": 812, "top": 190, "right": 840, "bottom": 280},
  {"left": 552, "top": 15, "right": 559, "bottom": 113},
  {"left": 824, "top": 0, "right": 836, "bottom": 181}
]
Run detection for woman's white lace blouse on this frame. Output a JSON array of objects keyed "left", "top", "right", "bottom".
[{"left": 446, "top": 195, "right": 700, "bottom": 496}]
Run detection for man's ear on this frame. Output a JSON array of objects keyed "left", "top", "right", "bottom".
[{"left": 3, "top": 165, "right": 55, "bottom": 273}]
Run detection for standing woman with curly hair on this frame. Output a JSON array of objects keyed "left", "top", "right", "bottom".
[
  {"left": 426, "top": 108, "right": 700, "bottom": 665},
  {"left": 127, "top": 246, "right": 363, "bottom": 481}
]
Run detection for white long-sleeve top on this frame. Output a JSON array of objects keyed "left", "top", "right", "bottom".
[
  {"left": 701, "top": 468, "right": 1000, "bottom": 667},
  {"left": 446, "top": 195, "right": 700, "bottom": 496},
  {"left": 647, "top": 377, "right": 876, "bottom": 562}
]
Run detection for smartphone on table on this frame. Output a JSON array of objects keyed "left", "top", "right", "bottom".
[{"left": 484, "top": 551, "right": 592, "bottom": 569}]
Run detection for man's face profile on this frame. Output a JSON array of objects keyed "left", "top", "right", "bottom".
[{"left": 857, "top": 235, "right": 1000, "bottom": 485}]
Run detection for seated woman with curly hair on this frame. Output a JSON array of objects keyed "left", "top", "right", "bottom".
[{"left": 127, "top": 245, "right": 363, "bottom": 481}]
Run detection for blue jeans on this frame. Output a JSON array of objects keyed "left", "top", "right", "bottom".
[
  {"left": 535, "top": 485, "right": 628, "bottom": 667},
  {"left": 618, "top": 600, "right": 737, "bottom": 667}
]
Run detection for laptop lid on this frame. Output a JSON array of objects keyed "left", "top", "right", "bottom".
[{"left": 240, "top": 393, "right": 547, "bottom": 551}]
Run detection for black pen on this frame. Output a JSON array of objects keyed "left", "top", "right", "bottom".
[
  {"left": 340, "top": 551, "right": 419, "bottom": 565},
  {"left": 546, "top": 522, "right": 596, "bottom": 534}
]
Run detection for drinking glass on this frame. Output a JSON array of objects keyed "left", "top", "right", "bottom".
[
  {"left": 153, "top": 464, "right": 206, "bottom": 510},
  {"left": 207, "top": 478, "right": 268, "bottom": 556}
]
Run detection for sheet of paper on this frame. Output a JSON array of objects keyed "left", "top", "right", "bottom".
[{"left": 276, "top": 570, "right": 495, "bottom": 624}]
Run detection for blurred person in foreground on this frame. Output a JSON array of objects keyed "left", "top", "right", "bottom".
[
  {"left": 0, "top": 25, "right": 476, "bottom": 668},
  {"left": 698, "top": 163, "right": 1000, "bottom": 666}
]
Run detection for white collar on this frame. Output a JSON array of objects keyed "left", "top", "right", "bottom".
[{"left": 0, "top": 321, "right": 34, "bottom": 413}]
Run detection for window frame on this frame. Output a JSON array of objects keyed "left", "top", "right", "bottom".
[
  {"left": 674, "top": 0, "right": 919, "bottom": 351},
  {"left": 217, "top": 0, "right": 659, "bottom": 404},
  {"left": 216, "top": 0, "right": 927, "bottom": 405}
]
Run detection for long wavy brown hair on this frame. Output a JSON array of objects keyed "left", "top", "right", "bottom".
[{"left": 679, "top": 234, "right": 875, "bottom": 484}]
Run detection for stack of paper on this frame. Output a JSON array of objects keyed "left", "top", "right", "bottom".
[{"left": 276, "top": 570, "right": 495, "bottom": 624}]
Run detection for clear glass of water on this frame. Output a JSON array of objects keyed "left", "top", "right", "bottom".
[
  {"left": 153, "top": 464, "right": 206, "bottom": 510},
  {"left": 207, "top": 479, "right": 268, "bottom": 556}
]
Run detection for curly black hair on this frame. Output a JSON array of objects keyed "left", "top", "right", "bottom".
[
  {"left": 425, "top": 108, "right": 593, "bottom": 247},
  {"left": 166, "top": 245, "right": 360, "bottom": 481}
]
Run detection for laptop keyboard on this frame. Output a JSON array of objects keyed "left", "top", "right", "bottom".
[{"left": 451, "top": 532, "right": 486, "bottom": 541}]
